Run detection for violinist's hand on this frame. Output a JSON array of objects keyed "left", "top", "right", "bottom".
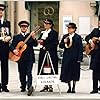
[
  {"left": 13, "top": 49, "right": 19, "bottom": 55},
  {"left": 38, "top": 40, "right": 43, "bottom": 44}
]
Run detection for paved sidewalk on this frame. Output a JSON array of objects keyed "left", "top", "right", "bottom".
[{"left": 0, "top": 60, "right": 100, "bottom": 100}]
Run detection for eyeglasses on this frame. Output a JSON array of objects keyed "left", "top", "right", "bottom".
[
  {"left": 44, "top": 22, "right": 51, "bottom": 25},
  {"left": 20, "top": 25, "right": 28, "bottom": 27},
  {"left": 0, "top": 8, "right": 4, "bottom": 11},
  {"left": 67, "top": 27, "right": 73, "bottom": 29}
]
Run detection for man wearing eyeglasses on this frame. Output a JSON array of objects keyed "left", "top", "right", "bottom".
[
  {"left": 0, "top": 3, "right": 11, "bottom": 92},
  {"left": 9, "top": 20, "right": 38, "bottom": 96}
]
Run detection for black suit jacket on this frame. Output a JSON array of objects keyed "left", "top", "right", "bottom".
[
  {"left": 85, "top": 28, "right": 100, "bottom": 71},
  {"left": 38, "top": 29, "right": 59, "bottom": 74},
  {"left": 0, "top": 19, "right": 11, "bottom": 60}
]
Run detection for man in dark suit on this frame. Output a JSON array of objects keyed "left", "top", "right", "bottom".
[
  {"left": 85, "top": 19, "right": 100, "bottom": 94},
  {"left": 37, "top": 19, "right": 59, "bottom": 92},
  {"left": 9, "top": 20, "right": 38, "bottom": 96},
  {"left": 0, "top": 3, "right": 11, "bottom": 92}
]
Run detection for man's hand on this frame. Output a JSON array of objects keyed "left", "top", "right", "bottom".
[
  {"left": 64, "top": 38, "right": 67, "bottom": 43},
  {"left": 89, "top": 39, "right": 95, "bottom": 49},
  {"left": 13, "top": 49, "right": 19, "bottom": 55},
  {"left": 31, "top": 31, "right": 36, "bottom": 39},
  {"left": 4, "top": 36, "right": 11, "bottom": 42}
]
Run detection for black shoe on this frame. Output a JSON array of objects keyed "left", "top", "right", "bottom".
[
  {"left": 67, "top": 88, "right": 71, "bottom": 93},
  {"left": 27, "top": 86, "right": 34, "bottom": 96},
  {"left": 48, "top": 87, "right": 53, "bottom": 92},
  {"left": 21, "top": 88, "right": 26, "bottom": 92},
  {"left": 40, "top": 86, "right": 48, "bottom": 92},
  {"left": 90, "top": 90, "right": 98, "bottom": 94},
  {"left": 71, "top": 88, "right": 76, "bottom": 93},
  {"left": 2, "top": 88, "right": 9, "bottom": 92},
  {"left": 71, "top": 90, "right": 75, "bottom": 93}
]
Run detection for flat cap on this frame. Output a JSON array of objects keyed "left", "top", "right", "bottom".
[
  {"left": 44, "top": 18, "right": 54, "bottom": 26},
  {"left": 0, "top": 4, "right": 6, "bottom": 10},
  {"left": 18, "top": 20, "right": 29, "bottom": 27}
]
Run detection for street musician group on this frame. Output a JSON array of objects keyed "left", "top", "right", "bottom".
[{"left": 1, "top": 2, "right": 100, "bottom": 97}]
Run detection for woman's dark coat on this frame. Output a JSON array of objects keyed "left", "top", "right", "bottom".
[{"left": 59, "top": 33, "right": 83, "bottom": 82}]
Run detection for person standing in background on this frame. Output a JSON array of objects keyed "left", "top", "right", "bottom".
[
  {"left": 59, "top": 23, "right": 83, "bottom": 93},
  {"left": 0, "top": 3, "right": 11, "bottom": 92}
]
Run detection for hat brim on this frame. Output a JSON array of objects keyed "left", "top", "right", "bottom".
[
  {"left": 18, "top": 21, "right": 29, "bottom": 27},
  {"left": 0, "top": 4, "right": 6, "bottom": 9}
]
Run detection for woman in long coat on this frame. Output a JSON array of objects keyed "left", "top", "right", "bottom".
[
  {"left": 37, "top": 19, "right": 59, "bottom": 92},
  {"left": 59, "top": 23, "right": 83, "bottom": 93}
]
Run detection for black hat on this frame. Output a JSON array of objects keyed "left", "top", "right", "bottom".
[
  {"left": 44, "top": 18, "right": 54, "bottom": 26},
  {"left": 0, "top": 4, "right": 6, "bottom": 10},
  {"left": 18, "top": 20, "right": 29, "bottom": 27},
  {"left": 67, "top": 23, "right": 77, "bottom": 29}
]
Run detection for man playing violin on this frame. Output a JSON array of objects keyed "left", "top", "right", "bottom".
[
  {"left": 85, "top": 18, "right": 100, "bottom": 94},
  {"left": 9, "top": 20, "right": 38, "bottom": 96}
]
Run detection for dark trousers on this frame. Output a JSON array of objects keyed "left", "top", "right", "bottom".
[
  {"left": 18, "top": 61, "right": 33, "bottom": 90},
  {"left": 92, "top": 71, "right": 100, "bottom": 91},
  {"left": 0, "top": 58, "right": 8, "bottom": 89}
]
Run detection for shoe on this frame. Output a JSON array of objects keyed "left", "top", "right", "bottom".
[
  {"left": 48, "top": 87, "right": 53, "bottom": 92},
  {"left": 2, "top": 88, "right": 9, "bottom": 92},
  {"left": 27, "top": 86, "right": 34, "bottom": 96},
  {"left": 90, "top": 90, "right": 98, "bottom": 94},
  {"left": 21, "top": 88, "right": 26, "bottom": 92},
  {"left": 71, "top": 90, "right": 75, "bottom": 93},
  {"left": 40, "top": 86, "right": 48, "bottom": 92},
  {"left": 67, "top": 88, "right": 71, "bottom": 93},
  {"left": 71, "top": 88, "right": 75, "bottom": 93}
]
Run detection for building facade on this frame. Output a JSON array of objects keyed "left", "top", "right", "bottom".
[{"left": 2, "top": 0, "right": 99, "bottom": 38}]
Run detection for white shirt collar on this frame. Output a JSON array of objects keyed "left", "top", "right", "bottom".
[
  {"left": 69, "top": 33, "right": 75, "bottom": 38},
  {"left": 21, "top": 32, "right": 27, "bottom": 37},
  {"left": 41, "top": 28, "right": 51, "bottom": 40}
]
